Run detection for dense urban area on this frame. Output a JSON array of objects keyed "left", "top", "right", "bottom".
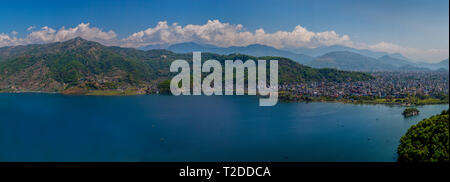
[{"left": 279, "top": 71, "right": 449, "bottom": 105}]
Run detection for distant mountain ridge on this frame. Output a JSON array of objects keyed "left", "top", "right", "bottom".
[
  {"left": 377, "top": 55, "right": 412, "bottom": 68},
  {"left": 165, "top": 42, "right": 314, "bottom": 64},
  {"left": 414, "top": 58, "right": 449, "bottom": 71},
  {"left": 143, "top": 42, "right": 448, "bottom": 72},
  {"left": 308, "top": 51, "right": 395, "bottom": 72},
  {"left": 284, "top": 45, "right": 393, "bottom": 59},
  {"left": 387, "top": 53, "right": 411, "bottom": 61},
  {"left": 286, "top": 45, "right": 447, "bottom": 71},
  {"left": 143, "top": 43, "right": 406, "bottom": 62},
  {"left": 307, "top": 51, "right": 440, "bottom": 72},
  {"left": 437, "top": 59, "right": 449, "bottom": 69}
]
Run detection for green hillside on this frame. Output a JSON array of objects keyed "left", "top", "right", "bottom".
[
  {"left": 397, "top": 110, "right": 449, "bottom": 162},
  {"left": 0, "top": 37, "right": 373, "bottom": 94}
]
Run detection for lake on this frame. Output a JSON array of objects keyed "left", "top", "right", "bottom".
[{"left": 0, "top": 93, "right": 448, "bottom": 162}]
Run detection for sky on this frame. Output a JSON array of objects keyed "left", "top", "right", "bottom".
[{"left": 0, "top": 0, "right": 448, "bottom": 62}]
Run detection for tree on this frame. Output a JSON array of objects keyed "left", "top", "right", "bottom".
[{"left": 157, "top": 80, "right": 171, "bottom": 94}]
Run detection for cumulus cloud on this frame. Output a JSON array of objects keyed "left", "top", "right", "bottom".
[
  {"left": 0, "top": 33, "right": 19, "bottom": 47},
  {"left": 0, "top": 23, "right": 117, "bottom": 47},
  {"left": 122, "top": 20, "right": 353, "bottom": 49},
  {"left": 27, "top": 26, "right": 35, "bottom": 31},
  {"left": 0, "top": 20, "right": 448, "bottom": 62}
]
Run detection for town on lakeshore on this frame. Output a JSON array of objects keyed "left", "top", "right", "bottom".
[{"left": 279, "top": 71, "right": 449, "bottom": 105}]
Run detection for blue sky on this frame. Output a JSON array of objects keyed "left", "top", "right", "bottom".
[{"left": 0, "top": 0, "right": 448, "bottom": 61}]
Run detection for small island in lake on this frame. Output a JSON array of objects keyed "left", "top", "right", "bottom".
[{"left": 402, "top": 108, "right": 420, "bottom": 117}]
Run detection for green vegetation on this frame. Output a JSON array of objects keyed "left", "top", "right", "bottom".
[
  {"left": 195, "top": 53, "right": 373, "bottom": 84},
  {"left": 86, "top": 88, "right": 146, "bottom": 96},
  {"left": 402, "top": 108, "right": 420, "bottom": 117},
  {"left": 0, "top": 37, "right": 373, "bottom": 94},
  {"left": 367, "top": 98, "right": 445, "bottom": 105},
  {"left": 397, "top": 110, "right": 449, "bottom": 162},
  {"left": 157, "top": 80, "right": 171, "bottom": 94},
  {"left": 360, "top": 96, "right": 449, "bottom": 105},
  {"left": 279, "top": 92, "right": 449, "bottom": 106}
]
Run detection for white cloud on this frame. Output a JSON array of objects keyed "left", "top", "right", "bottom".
[
  {"left": 0, "top": 23, "right": 117, "bottom": 47},
  {"left": 0, "top": 33, "right": 18, "bottom": 47},
  {"left": 24, "top": 23, "right": 118, "bottom": 45},
  {"left": 122, "top": 20, "right": 353, "bottom": 49},
  {"left": 27, "top": 26, "right": 35, "bottom": 31},
  {"left": 0, "top": 20, "right": 448, "bottom": 62}
]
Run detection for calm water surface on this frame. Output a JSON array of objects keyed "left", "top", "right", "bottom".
[{"left": 0, "top": 93, "right": 448, "bottom": 161}]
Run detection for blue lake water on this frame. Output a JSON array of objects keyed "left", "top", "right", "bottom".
[{"left": 0, "top": 93, "right": 448, "bottom": 162}]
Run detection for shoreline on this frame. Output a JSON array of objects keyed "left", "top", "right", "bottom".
[
  {"left": 279, "top": 99, "right": 449, "bottom": 106},
  {"left": 279, "top": 99, "right": 449, "bottom": 107},
  {"left": 1, "top": 90, "right": 449, "bottom": 106}
]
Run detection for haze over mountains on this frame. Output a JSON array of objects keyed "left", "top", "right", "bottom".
[
  {"left": 164, "top": 42, "right": 314, "bottom": 64},
  {"left": 286, "top": 45, "right": 389, "bottom": 58},
  {"left": 310, "top": 51, "right": 395, "bottom": 72},
  {"left": 144, "top": 42, "right": 449, "bottom": 72}
]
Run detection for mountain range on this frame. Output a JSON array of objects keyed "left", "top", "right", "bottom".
[
  {"left": 285, "top": 45, "right": 390, "bottom": 58},
  {"left": 0, "top": 37, "right": 372, "bottom": 93},
  {"left": 309, "top": 51, "right": 395, "bottom": 72},
  {"left": 165, "top": 42, "right": 314, "bottom": 64},
  {"left": 415, "top": 58, "right": 449, "bottom": 71},
  {"left": 145, "top": 42, "right": 449, "bottom": 72},
  {"left": 309, "top": 51, "right": 443, "bottom": 72}
]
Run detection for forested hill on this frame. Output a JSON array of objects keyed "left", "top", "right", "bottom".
[
  {"left": 397, "top": 109, "right": 449, "bottom": 162},
  {"left": 0, "top": 37, "right": 373, "bottom": 93}
]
